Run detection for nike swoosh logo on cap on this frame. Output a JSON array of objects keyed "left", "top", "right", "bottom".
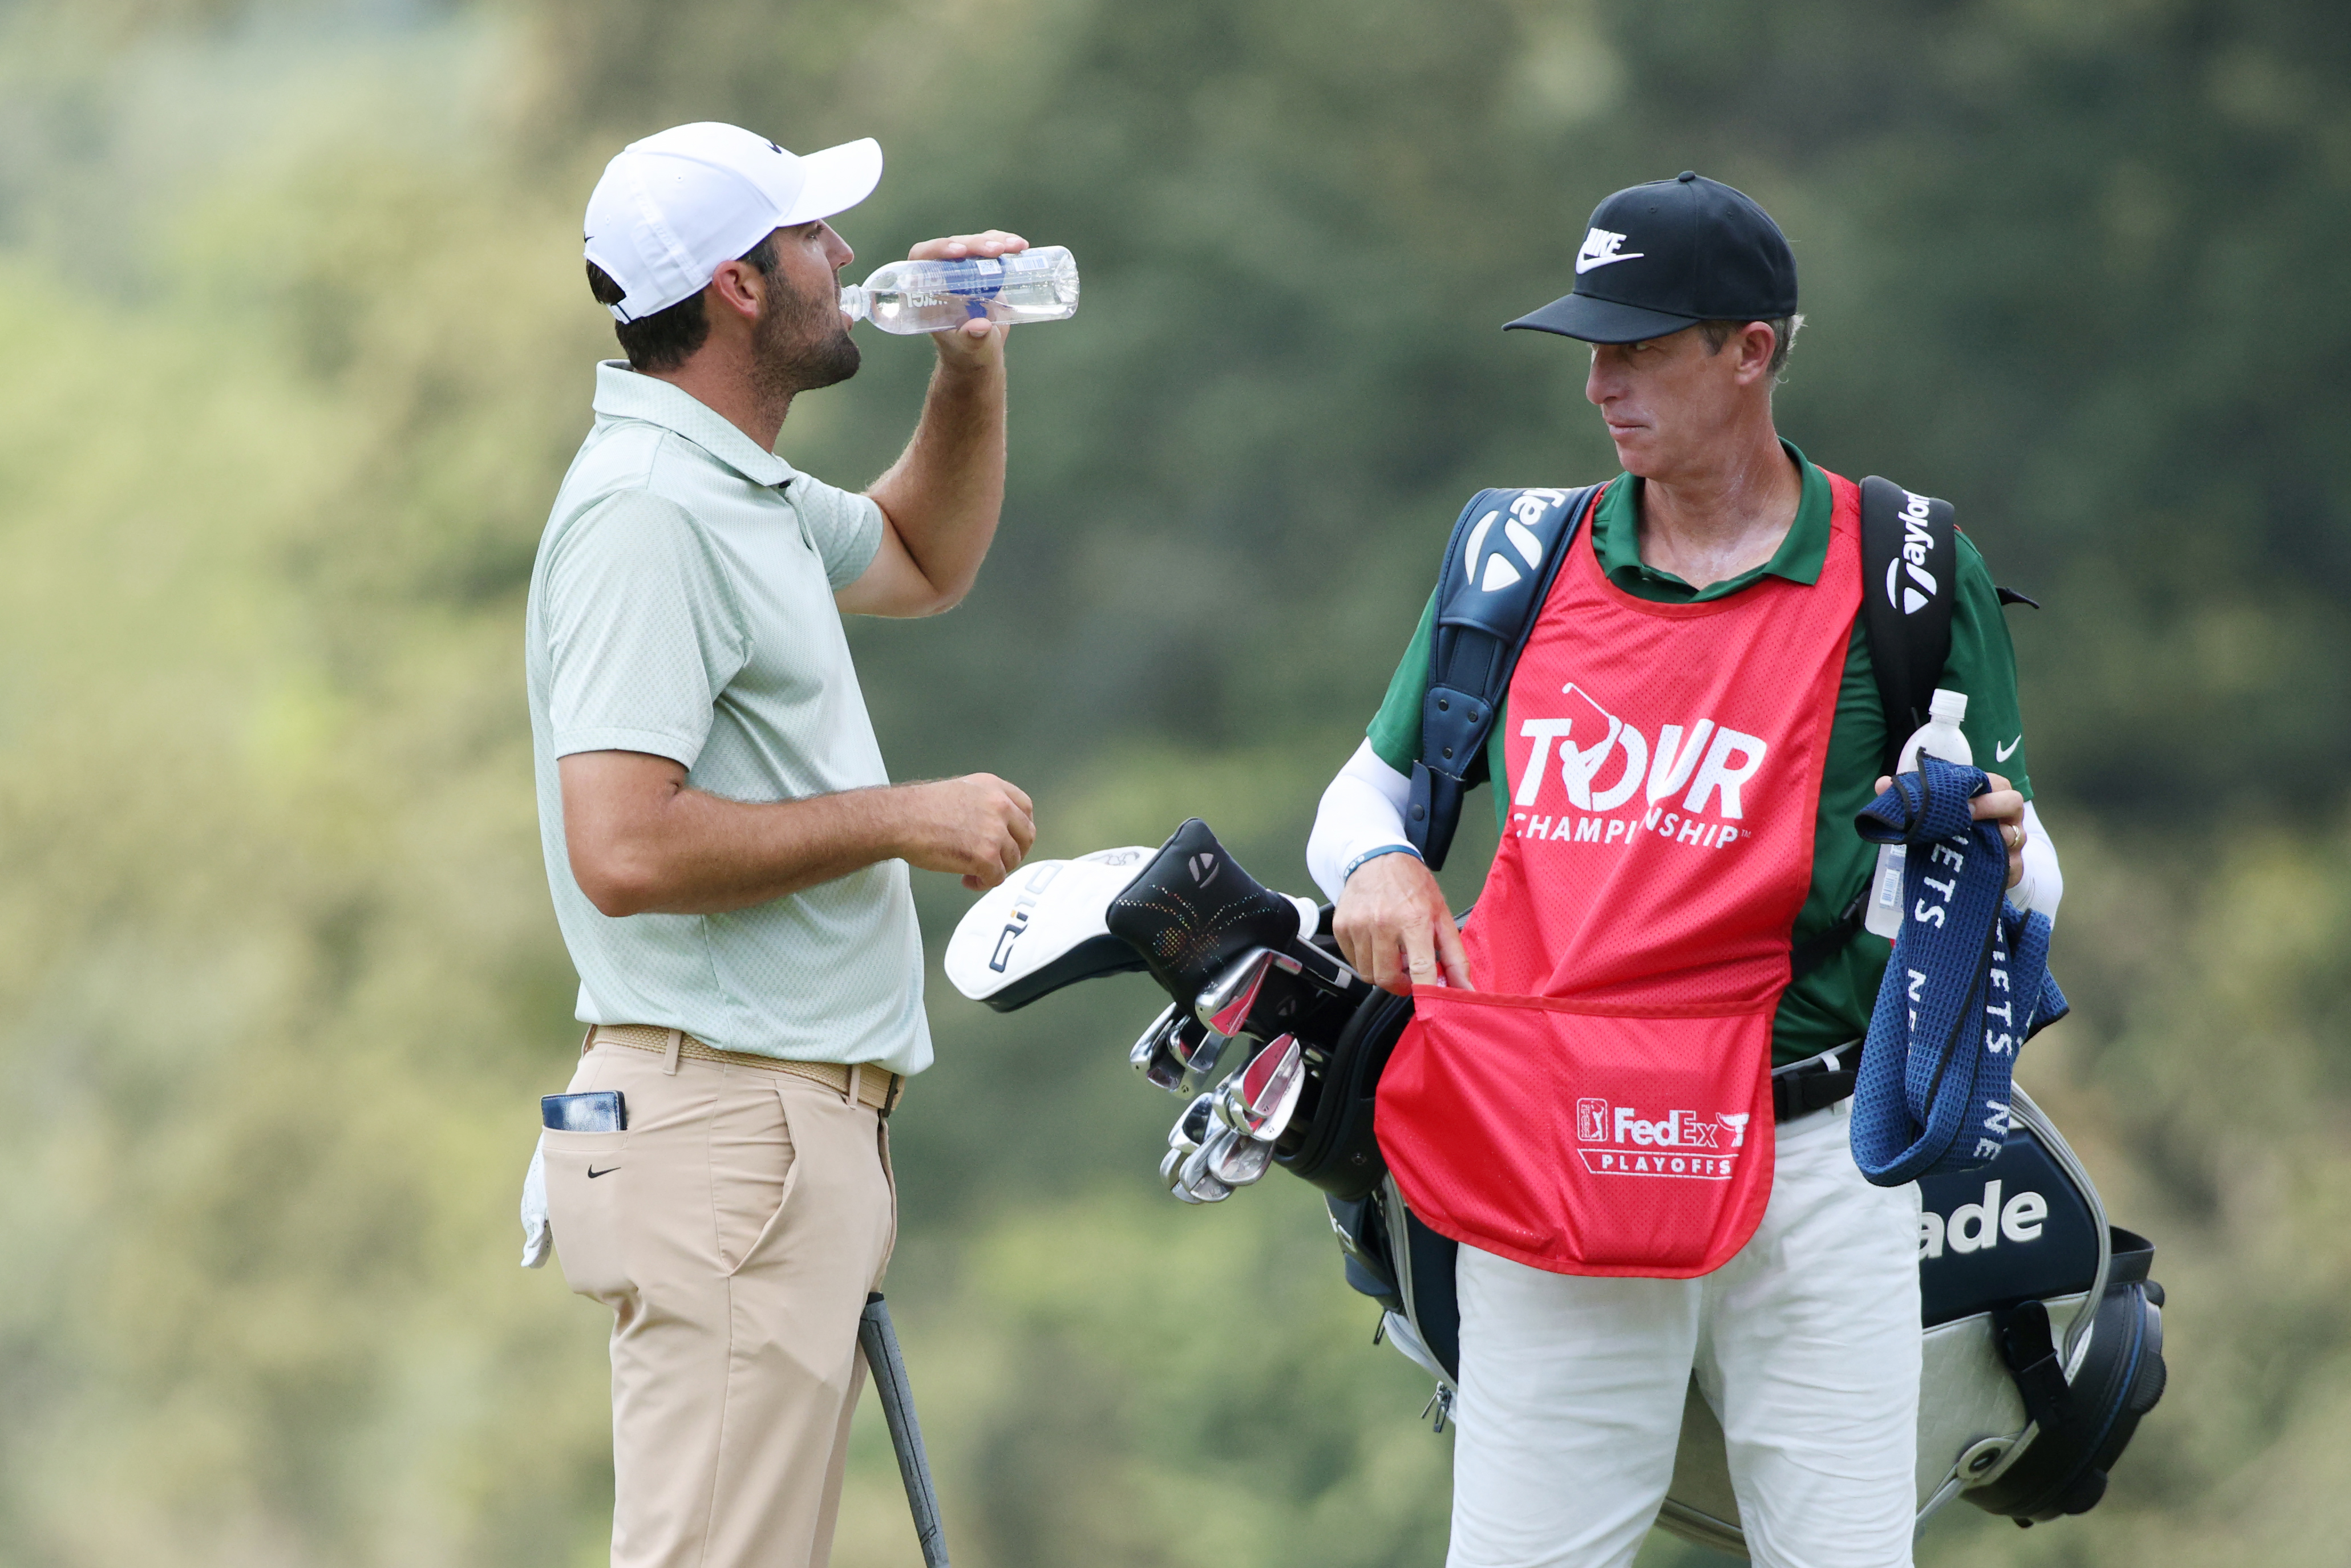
[
  {"left": 588, "top": 1165, "right": 619, "bottom": 1179},
  {"left": 1575, "top": 226, "right": 1644, "bottom": 274},
  {"left": 1996, "top": 736, "right": 2022, "bottom": 761}
]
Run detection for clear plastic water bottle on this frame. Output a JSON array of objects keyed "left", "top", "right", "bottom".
[
  {"left": 1864, "top": 688, "right": 1972, "bottom": 939},
  {"left": 838, "top": 245, "right": 1079, "bottom": 333}
]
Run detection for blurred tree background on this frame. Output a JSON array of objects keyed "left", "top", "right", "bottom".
[{"left": 1, "top": 0, "right": 2346, "bottom": 1563}]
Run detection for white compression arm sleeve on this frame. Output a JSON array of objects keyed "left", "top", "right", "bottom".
[
  {"left": 2019, "top": 799, "right": 2063, "bottom": 923},
  {"left": 1307, "top": 739, "right": 1415, "bottom": 903}
]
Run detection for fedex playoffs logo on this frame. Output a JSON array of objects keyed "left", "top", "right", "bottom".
[
  {"left": 1510, "top": 682, "right": 1768, "bottom": 851},
  {"left": 1574, "top": 1097, "right": 1751, "bottom": 1179}
]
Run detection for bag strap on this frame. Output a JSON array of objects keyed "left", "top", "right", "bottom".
[
  {"left": 1787, "top": 477, "right": 1963, "bottom": 983},
  {"left": 1856, "top": 476, "right": 1959, "bottom": 774},
  {"left": 1405, "top": 484, "right": 1602, "bottom": 870}
]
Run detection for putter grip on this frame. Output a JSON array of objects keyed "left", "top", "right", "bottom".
[{"left": 859, "top": 1294, "right": 951, "bottom": 1568}]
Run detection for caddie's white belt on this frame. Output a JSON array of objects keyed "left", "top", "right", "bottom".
[{"left": 585, "top": 1023, "right": 903, "bottom": 1115}]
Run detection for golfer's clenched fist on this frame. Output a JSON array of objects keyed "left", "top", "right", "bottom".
[
  {"left": 1333, "top": 850, "right": 1473, "bottom": 996},
  {"left": 897, "top": 773, "right": 1037, "bottom": 890}
]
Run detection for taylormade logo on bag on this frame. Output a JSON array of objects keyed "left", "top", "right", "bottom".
[
  {"left": 1573, "top": 1096, "right": 1751, "bottom": 1179},
  {"left": 1463, "top": 488, "right": 1573, "bottom": 593},
  {"left": 1884, "top": 489, "right": 1939, "bottom": 615},
  {"left": 1510, "top": 682, "right": 1768, "bottom": 850},
  {"left": 1919, "top": 1178, "right": 2047, "bottom": 1258}
]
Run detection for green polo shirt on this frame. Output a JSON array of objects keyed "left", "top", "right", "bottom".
[
  {"left": 1364, "top": 442, "right": 2031, "bottom": 1065},
  {"left": 525, "top": 362, "right": 931, "bottom": 1075}
]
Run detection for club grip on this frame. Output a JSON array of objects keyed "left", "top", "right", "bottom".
[{"left": 859, "top": 1293, "right": 950, "bottom": 1568}]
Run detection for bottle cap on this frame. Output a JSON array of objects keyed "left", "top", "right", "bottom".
[{"left": 1928, "top": 688, "right": 1969, "bottom": 724}]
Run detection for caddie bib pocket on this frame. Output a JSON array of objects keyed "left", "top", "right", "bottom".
[{"left": 1379, "top": 989, "right": 1775, "bottom": 1277}]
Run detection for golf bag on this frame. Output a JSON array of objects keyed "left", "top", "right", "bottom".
[
  {"left": 1312, "top": 995, "right": 2167, "bottom": 1547},
  {"left": 945, "top": 819, "right": 2166, "bottom": 1552}
]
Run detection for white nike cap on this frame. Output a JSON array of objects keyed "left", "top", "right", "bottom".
[{"left": 582, "top": 123, "right": 883, "bottom": 323}]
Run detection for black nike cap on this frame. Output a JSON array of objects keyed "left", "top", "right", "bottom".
[{"left": 1504, "top": 171, "right": 1798, "bottom": 344}]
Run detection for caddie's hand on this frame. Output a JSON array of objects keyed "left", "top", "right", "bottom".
[
  {"left": 1873, "top": 770, "right": 2028, "bottom": 889},
  {"left": 898, "top": 773, "right": 1036, "bottom": 890},
  {"left": 905, "top": 230, "right": 1028, "bottom": 362},
  {"left": 1333, "top": 852, "right": 1473, "bottom": 996}
]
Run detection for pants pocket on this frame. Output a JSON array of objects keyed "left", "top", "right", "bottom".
[
  {"left": 874, "top": 1117, "right": 898, "bottom": 1283},
  {"left": 541, "top": 1127, "right": 634, "bottom": 1304},
  {"left": 710, "top": 1080, "right": 798, "bottom": 1277}
]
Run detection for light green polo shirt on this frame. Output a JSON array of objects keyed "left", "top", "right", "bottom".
[{"left": 525, "top": 362, "right": 931, "bottom": 1075}]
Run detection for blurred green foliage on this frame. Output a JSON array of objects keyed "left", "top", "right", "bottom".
[{"left": 0, "top": 0, "right": 2346, "bottom": 1565}]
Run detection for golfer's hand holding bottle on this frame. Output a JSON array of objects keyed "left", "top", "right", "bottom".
[
  {"left": 851, "top": 230, "right": 1053, "bottom": 894},
  {"left": 842, "top": 232, "right": 1079, "bottom": 335}
]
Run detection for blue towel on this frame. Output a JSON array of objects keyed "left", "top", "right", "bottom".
[{"left": 1848, "top": 755, "right": 2069, "bottom": 1186}]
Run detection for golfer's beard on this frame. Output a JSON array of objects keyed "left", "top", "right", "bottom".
[{"left": 752, "top": 285, "right": 861, "bottom": 401}]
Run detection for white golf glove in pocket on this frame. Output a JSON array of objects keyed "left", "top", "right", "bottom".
[{"left": 520, "top": 1133, "right": 551, "bottom": 1269}]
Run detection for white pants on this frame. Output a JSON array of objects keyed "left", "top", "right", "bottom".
[{"left": 1447, "top": 1101, "right": 1923, "bottom": 1568}]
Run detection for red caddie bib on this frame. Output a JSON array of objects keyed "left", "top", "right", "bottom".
[{"left": 1375, "top": 473, "right": 1865, "bottom": 1277}]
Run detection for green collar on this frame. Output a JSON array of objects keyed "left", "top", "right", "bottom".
[
  {"left": 590, "top": 360, "right": 798, "bottom": 489},
  {"left": 1591, "top": 439, "right": 1829, "bottom": 603}
]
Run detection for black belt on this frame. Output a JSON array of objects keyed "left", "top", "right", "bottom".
[{"left": 1771, "top": 1046, "right": 1859, "bottom": 1124}]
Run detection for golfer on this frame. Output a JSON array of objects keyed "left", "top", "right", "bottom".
[
  {"left": 525, "top": 123, "right": 1033, "bottom": 1567},
  {"left": 1307, "top": 174, "right": 2061, "bottom": 1566}
]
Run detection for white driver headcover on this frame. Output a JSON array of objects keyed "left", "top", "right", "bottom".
[{"left": 945, "top": 847, "right": 1158, "bottom": 1004}]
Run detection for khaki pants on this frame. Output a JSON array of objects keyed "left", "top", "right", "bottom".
[{"left": 544, "top": 1040, "right": 898, "bottom": 1568}]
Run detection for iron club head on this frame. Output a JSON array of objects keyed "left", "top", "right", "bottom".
[
  {"left": 1193, "top": 1123, "right": 1274, "bottom": 1188},
  {"left": 1130, "top": 1002, "right": 1177, "bottom": 1071},
  {"left": 1213, "top": 1034, "right": 1306, "bottom": 1141},
  {"left": 1194, "top": 946, "right": 1308, "bottom": 1039},
  {"left": 1170, "top": 1092, "right": 1215, "bottom": 1157},
  {"left": 1176, "top": 1131, "right": 1241, "bottom": 1201}
]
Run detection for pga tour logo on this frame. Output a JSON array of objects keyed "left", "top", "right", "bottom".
[
  {"left": 1510, "top": 683, "right": 1769, "bottom": 852},
  {"left": 1575, "top": 1097, "right": 1751, "bottom": 1180}
]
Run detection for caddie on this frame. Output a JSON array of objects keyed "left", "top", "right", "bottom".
[
  {"left": 522, "top": 122, "right": 1035, "bottom": 1568},
  {"left": 1305, "top": 173, "right": 2063, "bottom": 1566}
]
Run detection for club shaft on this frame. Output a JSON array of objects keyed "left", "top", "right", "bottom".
[{"left": 857, "top": 1293, "right": 950, "bottom": 1568}]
